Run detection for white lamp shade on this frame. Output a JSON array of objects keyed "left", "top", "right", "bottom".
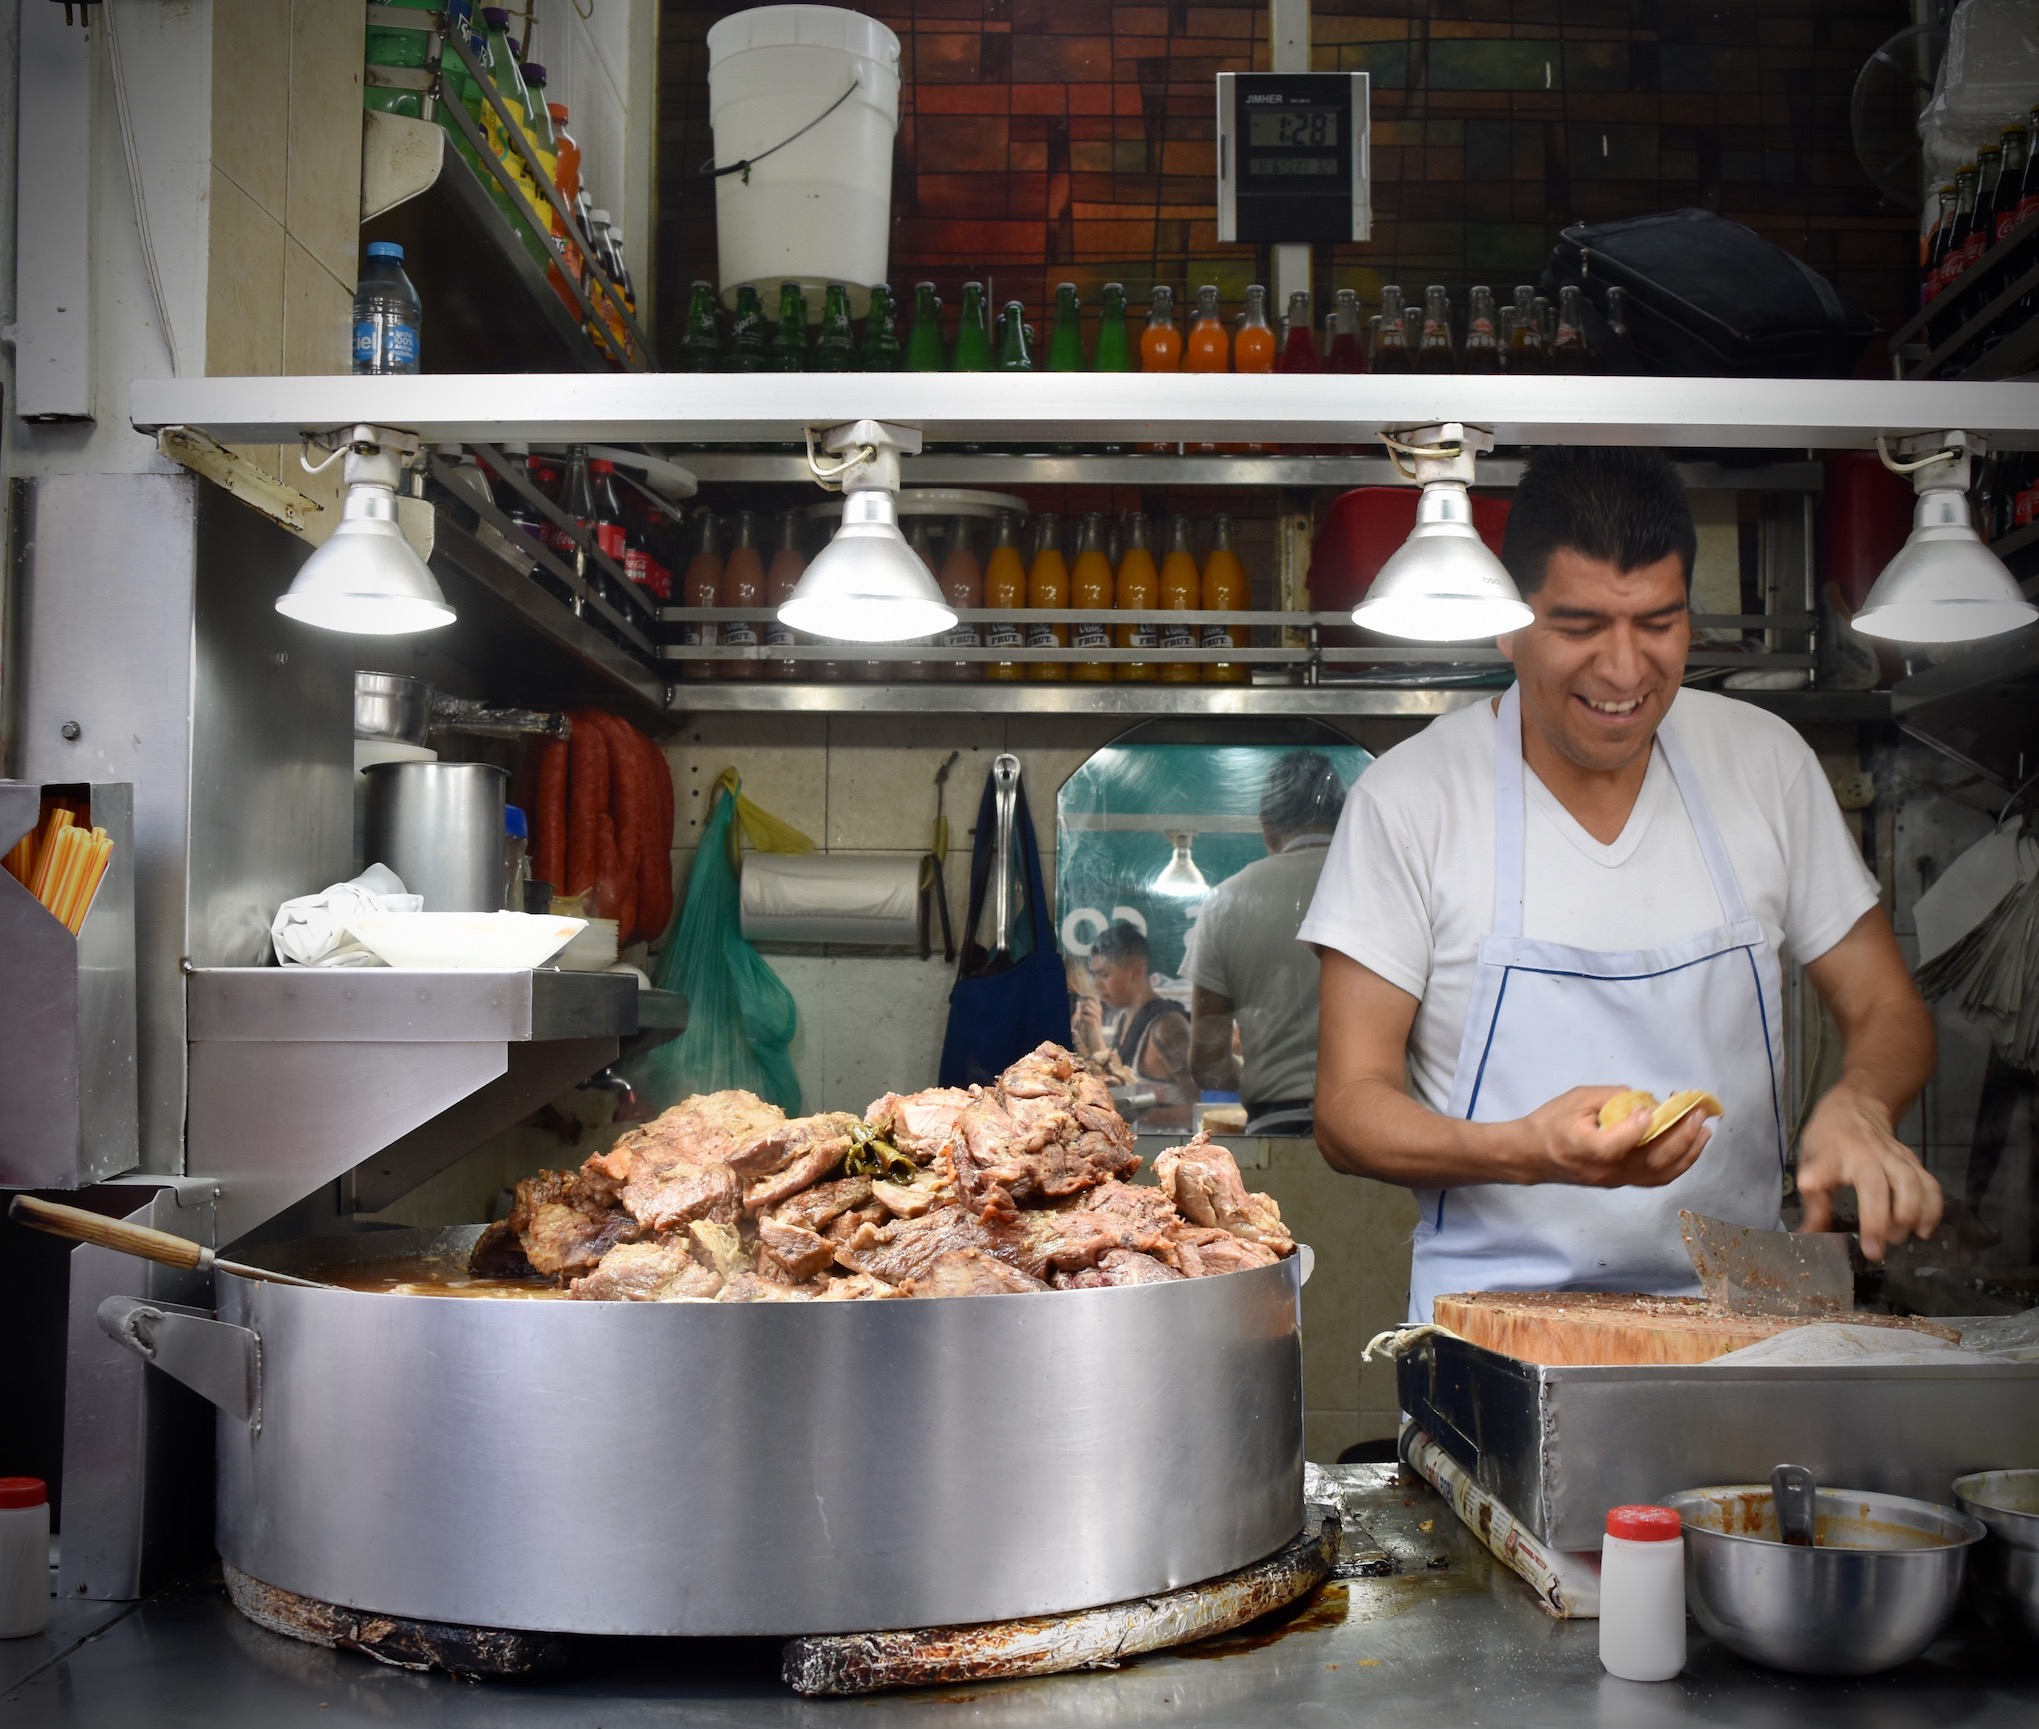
[
  {"left": 1851, "top": 489, "right": 2037, "bottom": 644},
  {"left": 1152, "top": 833, "right": 1208, "bottom": 898},
  {"left": 777, "top": 489, "right": 958, "bottom": 643},
  {"left": 275, "top": 482, "right": 455, "bottom": 635},
  {"left": 1351, "top": 481, "right": 1533, "bottom": 642}
]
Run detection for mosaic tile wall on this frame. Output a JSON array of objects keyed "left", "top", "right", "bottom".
[{"left": 654, "top": 0, "right": 1916, "bottom": 361}]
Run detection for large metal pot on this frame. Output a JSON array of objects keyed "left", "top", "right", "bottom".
[
  {"left": 361, "top": 761, "right": 507, "bottom": 911},
  {"left": 1663, "top": 1483, "right": 1984, "bottom": 1676},
  {"left": 1953, "top": 1468, "right": 2039, "bottom": 1641},
  {"left": 100, "top": 1226, "right": 1305, "bottom": 1637}
]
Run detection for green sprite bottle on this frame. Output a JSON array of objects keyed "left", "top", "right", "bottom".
[
  {"left": 769, "top": 281, "right": 809, "bottom": 372},
  {"left": 905, "top": 282, "right": 945, "bottom": 371},
  {"left": 1047, "top": 282, "right": 1086, "bottom": 371},
  {"left": 952, "top": 282, "right": 992, "bottom": 371},
  {"left": 723, "top": 284, "right": 769, "bottom": 372},
  {"left": 1093, "top": 282, "right": 1132, "bottom": 372},
  {"left": 679, "top": 280, "right": 723, "bottom": 373},
  {"left": 996, "top": 301, "right": 1032, "bottom": 371},
  {"left": 860, "top": 284, "right": 901, "bottom": 371},
  {"left": 813, "top": 283, "right": 856, "bottom": 372}
]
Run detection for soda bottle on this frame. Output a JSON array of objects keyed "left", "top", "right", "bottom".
[
  {"left": 1070, "top": 513, "right": 1115, "bottom": 682},
  {"left": 1115, "top": 512, "right": 1159, "bottom": 682},
  {"left": 814, "top": 283, "right": 856, "bottom": 371},
  {"left": 1185, "top": 285, "right": 1230, "bottom": 372},
  {"left": 553, "top": 443, "right": 594, "bottom": 568},
  {"left": 588, "top": 459, "right": 628, "bottom": 562},
  {"left": 1462, "top": 285, "right": 1501, "bottom": 374},
  {"left": 1509, "top": 286, "right": 1546, "bottom": 373},
  {"left": 1234, "top": 285, "right": 1277, "bottom": 373},
  {"left": 1938, "top": 166, "right": 1978, "bottom": 302},
  {"left": 982, "top": 511, "right": 1027, "bottom": 682},
  {"left": 1968, "top": 146, "right": 2003, "bottom": 274},
  {"left": 906, "top": 283, "right": 946, "bottom": 371},
  {"left": 763, "top": 510, "right": 805, "bottom": 681},
  {"left": 720, "top": 509, "right": 765, "bottom": 681},
  {"left": 770, "top": 282, "right": 809, "bottom": 371},
  {"left": 1551, "top": 285, "right": 1591, "bottom": 374},
  {"left": 1604, "top": 286, "right": 1630, "bottom": 354},
  {"left": 996, "top": 301, "right": 1033, "bottom": 371},
  {"left": 1201, "top": 512, "right": 1248, "bottom": 685},
  {"left": 352, "top": 242, "right": 422, "bottom": 374},
  {"left": 517, "top": 63, "right": 562, "bottom": 189},
  {"left": 1921, "top": 181, "right": 1955, "bottom": 305},
  {"left": 2018, "top": 108, "right": 2039, "bottom": 233},
  {"left": 1981, "top": 125, "right": 2030, "bottom": 308},
  {"left": 1373, "top": 286, "right": 1412, "bottom": 374},
  {"left": 724, "top": 284, "right": 769, "bottom": 371},
  {"left": 679, "top": 280, "right": 722, "bottom": 372},
  {"left": 1026, "top": 513, "right": 1069, "bottom": 682},
  {"left": 364, "top": 0, "right": 435, "bottom": 119},
  {"left": 544, "top": 103, "right": 584, "bottom": 310},
  {"left": 1324, "top": 288, "right": 1366, "bottom": 374},
  {"left": 952, "top": 282, "right": 993, "bottom": 371},
  {"left": 938, "top": 517, "right": 983, "bottom": 681},
  {"left": 1048, "top": 283, "right": 1086, "bottom": 371},
  {"left": 1277, "top": 290, "right": 1321, "bottom": 372},
  {"left": 1094, "top": 283, "right": 1133, "bottom": 371},
  {"left": 1141, "top": 286, "right": 1182, "bottom": 371},
  {"left": 897, "top": 521, "right": 938, "bottom": 680},
  {"left": 680, "top": 512, "right": 723, "bottom": 681},
  {"left": 1416, "top": 285, "right": 1456, "bottom": 373},
  {"left": 859, "top": 284, "right": 901, "bottom": 370},
  {"left": 1157, "top": 515, "right": 1201, "bottom": 684}
]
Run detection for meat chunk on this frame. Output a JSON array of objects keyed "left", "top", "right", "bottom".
[
  {"left": 763, "top": 1176, "right": 874, "bottom": 1234},
  {"left": 1053, "top": 1249, "right": 1185, "bottom": 1289},
  {"left": 1080, "top": 1179, "right": 1183, "bottom": 1254},
  {"left": 569, "top": 1238, "right": 723, "bottom": 1302},
  {"left": 1004, "top": 1206, "right": 1121, "bottom": 1279},
  {"left": 907, "top": 1250, "right": 1051, "bottom": 1297},
  {"left": 507, "top": 1169, "right": 637, "bottom": 1278},
  {"left": 833, "top": 1208, "right": 1002, "bottom": 1286},
  {"left": 871, "top": 1167, "right": 953, "bottom": 1219},
  {"left": 815, "top": 1272, "right": 906, "bottom": 1301},
  {"left": 736, "top": 1113, "right": 864, "bottom": 1212},
  {"left": 949, "top": 1091, "right": 1140, "bottom": 1216},
  {"left": 757, "top": 1215, "right": 836, "bottom": 1283},
  {"left": 584, "top": 1092, "right": 781, "bottom": 1234},
  {"left": 718, "top": 1272, "right": 818, "bottom": 1303},
  {"left": 865, "top": 1087, "right": 974, "bottom": 1163},
  {"left": 1155, "top": 1133, "right": 1293, "bottom": 1251},
  {"left": 1158, "top": 1225, "right": 1283, "bottom": 1279},
  {"left": 998, "top": 1043, "right": 1136, "bottom": 1155},
  {"left": 467, "top": 1218, "right": 534, "bottom": 1279},
  {"left": 687, "top": 1219, "right": 754, "bottom": 1282}
]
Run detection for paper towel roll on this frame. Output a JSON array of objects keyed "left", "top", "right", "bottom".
[{"left": 740, "top": 853, "right": 922, "bottom": 947}]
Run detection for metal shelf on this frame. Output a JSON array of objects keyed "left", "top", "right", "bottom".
[
  {"left": 130, "top": 374, "right": 2039, "bottom": 451},
  {"left": 674, "top": 453, "right": 1828, "bottom": 491},
  {"left": 667, "top": 681, "right": 1890, "bottom": 723}
]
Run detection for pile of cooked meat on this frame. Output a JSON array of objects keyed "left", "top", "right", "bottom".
[{"left": 474, "top": 1042, "right": 1296, "bottom": 1302}]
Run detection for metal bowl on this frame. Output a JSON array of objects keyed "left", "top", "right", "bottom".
[
  {"left": 353, "top": 671, "right": 432, "bottom": 743},
  {"left": 1663, "top": 1484, "right": 1984, "bottom": 1676},
  {"left": 1953, "top": 1469, "right": 2039, "bottom": 1641}
]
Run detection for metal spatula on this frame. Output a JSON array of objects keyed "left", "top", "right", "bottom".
[{"left": 1679, "top": 1210, "right": 1853, "bottom": 1316}]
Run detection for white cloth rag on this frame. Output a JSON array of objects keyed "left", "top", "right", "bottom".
[{"left": 271, "top": 864, "right": 421, "bottom": 966}]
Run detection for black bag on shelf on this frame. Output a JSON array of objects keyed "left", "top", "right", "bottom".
[{"left": 1542, "top": 208, "right": 1879, "bottom": 378}]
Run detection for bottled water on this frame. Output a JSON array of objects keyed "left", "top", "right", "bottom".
[{"left": 352, "top": 241, "right": 423, "bottom": 375}]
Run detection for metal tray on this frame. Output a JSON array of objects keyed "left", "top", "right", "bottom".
[{"left": 1398, "top": 1330, "right": 2039, "bottom": 1552}]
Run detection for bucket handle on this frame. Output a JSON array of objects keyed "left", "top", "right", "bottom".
[
  {"left": 700, "top": 76, "right": 861, "bottom": 184},
  {"left": 98, "top": 1295, "right": 263, "bottom": 1431}
]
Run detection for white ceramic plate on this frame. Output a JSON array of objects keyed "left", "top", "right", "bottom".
[{"left": 345, "top": 911, "right": 587, "bottom": 971}]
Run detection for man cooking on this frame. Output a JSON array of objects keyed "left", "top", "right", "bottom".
[{"left": 1300, "top": 447, "right": 1942, "bottom": 1320}]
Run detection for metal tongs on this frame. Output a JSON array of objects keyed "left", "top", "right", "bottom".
[{"left": 990, "top": 754, "right": 1022, "bottom": 961}]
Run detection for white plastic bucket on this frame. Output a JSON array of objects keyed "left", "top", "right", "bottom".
[{"left": 706, "top": 6, "right": 900, "bottom": 318}]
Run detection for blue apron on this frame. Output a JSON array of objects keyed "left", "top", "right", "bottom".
[
  {"left": 1408, "top": 684, "right": 1788, "bottom": 1321},
  {"left": 938, "top": 772, "right": 1073, "bottom": 1089}
]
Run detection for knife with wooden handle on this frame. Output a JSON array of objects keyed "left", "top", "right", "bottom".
[{"left": 8, "top": 1195, "right": 328, "bottom": 1288}]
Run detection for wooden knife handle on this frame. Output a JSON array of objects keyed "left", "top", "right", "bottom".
[{"left": 8, "top": 1195, "right": 210, "bottom": 1271}]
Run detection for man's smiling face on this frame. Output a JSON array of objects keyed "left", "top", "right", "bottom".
[{"left": 1499, "top": 545, "right": 1691, "bottom": 775}]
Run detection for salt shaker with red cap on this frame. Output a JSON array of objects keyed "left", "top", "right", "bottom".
[
  {"left": 0, "top": 1477, "right": 50, "bottom": 1638},
  {"left": 1598, "top": 1503, "right": 1685, "bottom": 1680}
]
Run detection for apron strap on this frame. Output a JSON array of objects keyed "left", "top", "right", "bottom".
[{"left": 1492, "top": 684, "right": 1755, "bottom": 933}]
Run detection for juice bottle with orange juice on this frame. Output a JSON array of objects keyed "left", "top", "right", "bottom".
[
  {"left": 1158, "top": 514, "right": 1201, "bottom": 684},
  {"left": 1201, "top": 512, "right": 1248, "bottom": 684},
  {"left": 1026, "top": 514, "right": 1070, "bottom": 682},
  {"left": 1139, "top": 287, "right": 1182, "bottom": 455},
  {"left": 982, "top": 510, "right": 1027, "bottom": 681},
  {"left": 1185, "top": 285, "right": 1230, "bottom": 372},
  {"left": 1069, "top": 512, "right": 1115, "bottom": 682},
  {"left": 1115, "top": 512, "right": 1159, "bottom": 682},
  {"left": 1233, "top": 285, "right": 1276, "bottom": 373}
]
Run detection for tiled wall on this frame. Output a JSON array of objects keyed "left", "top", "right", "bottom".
[{"left": 655, "top": 0, "right": 1915, "bottom": 356}]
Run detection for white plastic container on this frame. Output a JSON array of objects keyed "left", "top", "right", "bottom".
[
  {"left": 706, "top": 6, "right": 900, "bottom": 316},
  {"left": 1598, "top": 1504, "right": 1686, "bottom": 1681},
  {"left": 0, "top": 1477, "right": 51, "bottom": 1639}
]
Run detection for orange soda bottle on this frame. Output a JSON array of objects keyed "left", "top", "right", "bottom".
[
  {"left": 1185, "top": 285, "right": 1230, "bottom": 372},
  {"left": 1201, "top": 511, "right": 1248, "bottom": 684},
  {"left": 1069, "top": 512, "right": 1115, "bottom": 682},
  {"left": 1158, "top": 514, "right": 1201, "bottom": 684},
  {"left": 1115, "top": 511, "right": 1159, "bottom": 682},
  {"left": 1140, "top": 287, "right": 1182, "bottom": 455},
  {"left": 982, "top": 510, "right": 1027, "bottom": 682},
  {"left": 1025, "top": 514, "right": 1070, "bottom": 682}
]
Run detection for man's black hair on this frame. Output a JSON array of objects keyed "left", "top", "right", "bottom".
[
  {"left": 1092, "top": 920, "right": 1150, "bottom": 965},
  {"left": 1500, "top": 447, "right": 1698, "bottom": 599},
  {"left": 1260, "top": 749, "right": 1346, "bottom": 838}
]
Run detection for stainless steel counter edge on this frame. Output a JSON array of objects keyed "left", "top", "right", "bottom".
[{"left": 186, "top": 968, "right": 680, "bottom": 1043}]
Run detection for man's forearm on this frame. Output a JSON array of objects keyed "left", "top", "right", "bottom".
[
  {"left": 1314, "top": 1075, "right": 1541, "bottom": 1188},
  {"left": 1829, "top": 991, "right": 1936, "bottom": 1127}
]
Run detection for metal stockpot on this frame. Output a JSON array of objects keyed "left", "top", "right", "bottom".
[
  {"left": 361, "top": 761, "right": 507, "bottom": 911},
  {"left": 98, "top": 1226, "right": 1305, "bottom": 1637},
  {"left": 353, "top": 672, "right": 433, "bottom": 744}
]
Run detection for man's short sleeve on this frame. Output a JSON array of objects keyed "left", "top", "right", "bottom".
[
  {"left": 1296, "top": 784, "right": 1434, "bottom": 1000},
  {"left": 1187, "top": 884, "right": 1235, "bottom": 997},
  {"left": 1778, "top": 747, "right": 1880, "bottom": 966}
]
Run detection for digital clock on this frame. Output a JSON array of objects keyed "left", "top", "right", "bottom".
[{"left": 1216, "top": 72, "right": 1371, "bottom": 245}]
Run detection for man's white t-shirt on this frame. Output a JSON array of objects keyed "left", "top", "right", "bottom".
[
  {"left": 1189, "top": 835, "right": 1333, "bottom": 1107},
  {"left": 1296, "top": 688, "right": 1879, "bottom": 1118}
]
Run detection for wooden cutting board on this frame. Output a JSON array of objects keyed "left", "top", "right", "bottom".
[{"left": 1433, "top": 1291, "right": 1961, "bottom": 1367}]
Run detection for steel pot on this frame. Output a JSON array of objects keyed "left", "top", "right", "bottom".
[
  {"left": 361, "top": 760, "right": 507, "bottom": 911},
  {"left": 353, "top": 672, "right": 433, "bottom": 745},
  {"left": 1663, "top": 1483, "right": 1984, "bottom": 1676},
  {"left": 97, "top": 1225, "right": 1306, "bottom": 1637},
  {"left": 1952, "top": 1468, "right": 2039, "bottom": 1641}
]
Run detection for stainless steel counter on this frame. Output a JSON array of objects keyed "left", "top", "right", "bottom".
[{"left": 8, "top": 1470, "right": 2034, "bottom": 1726}]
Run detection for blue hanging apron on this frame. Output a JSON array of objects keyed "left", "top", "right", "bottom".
[
  {"left": 1408, "top": 684, "right": 1788, "bottom": 1321},
  {"left": 938, "top": 770, "right": 1073, "bottom": 1089}
]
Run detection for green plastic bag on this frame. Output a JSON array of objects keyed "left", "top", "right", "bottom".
[{"left": 631, "top": 772, "right": 803, "bottom": 1113}]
